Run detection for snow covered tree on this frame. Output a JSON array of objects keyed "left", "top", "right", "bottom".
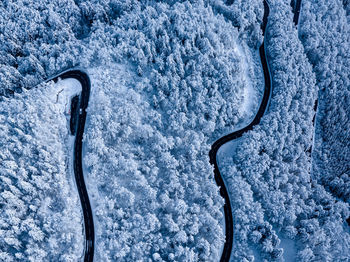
[
  {"left": 299, "top": 0, "right": 350, "bottom": 206},
  {"left": 0, "top": 81, "right": 83, "bottom": 261}
]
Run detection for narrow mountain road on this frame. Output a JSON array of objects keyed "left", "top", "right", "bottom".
[
  {"left": 48, "top": 70, "right": 94, "bottom": 262},
  {"left": 211, "top": 1, "right": 271, "bottom": 261}
]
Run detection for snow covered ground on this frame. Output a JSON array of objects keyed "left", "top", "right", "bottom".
[
  {"left": 0, "top": 80, "right": 83, "bottom": 261},
  {"left": 54, "top": 78, "right": 82, "bottom": 116},
  {"left": 78, "top": 1, "right": 265, "bottom": 258},
  {"left": 82, "top": 52, "right": 259, "bottom": 260},
  {"left": 215, "top": 1, "right": 350, "bottom": 261},
  {"left": 233, "top": 47, "right": 263, "bottom": 131},
  {"left": 1, "top": 0, "right": 350, "bottom": 261}
]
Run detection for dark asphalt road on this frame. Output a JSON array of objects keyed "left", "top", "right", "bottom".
[
  {"left": 48, "top": 70, "right": 94, "bottom": 262},
  {"left": 211, "top": 1, "right": 271, "bottom": 261},
  {"left": 292, "top": 0, "right": 302, "bottom": 25}
]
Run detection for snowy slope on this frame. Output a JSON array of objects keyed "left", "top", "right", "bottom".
[
  {"left": 1, "top": 0, "right": 349, "bottom": 261},
  {"left": 0, "top": 80, "right": 83, "bottom": 261}
]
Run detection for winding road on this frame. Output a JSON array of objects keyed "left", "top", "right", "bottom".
[
  {"left": 211, "top": 1, "right": 271, "bottom": 261},
  {"left": 48, "top": 70, "right": 94, "bottom": 262},
  {"left": 42, "top": 1, "right": 315, "bottom": 261}
]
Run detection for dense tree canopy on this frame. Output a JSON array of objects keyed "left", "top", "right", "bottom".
[
  {"left": 1, "top": 0, "right": 349, "bottom": 261},
  {"left": 219, "top": 0, "right": 350, "bottom": 260},
  {"left": 299, "top": 0, "right": 350, "bottom": 206},
  {"left": 0, "top": 82, "right": 83, "bottom": 261}
]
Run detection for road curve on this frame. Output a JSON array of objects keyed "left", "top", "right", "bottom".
[
  {"left": 46, "top": 3, "right": 272, "bottom": 261},
  {"left": 47, "top": 70, "right": 94, "bottom": 262},
  {"left": 211, "top": 1, "right": 271, "bottom": 261}
]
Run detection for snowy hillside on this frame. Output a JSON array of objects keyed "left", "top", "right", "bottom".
[
  {"left": 0, "top": 80, "right": 83, "bottom": 261},
  {"left": 0, "top": 0, "right": 349, "bottom": 261},
  {"left": 217, "top": 0, "right": 350, "bottom": 260}
]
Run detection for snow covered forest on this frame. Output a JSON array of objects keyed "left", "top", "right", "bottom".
[
  {"left": 0, "top": 0, "right": 349, "bottom": 261},
  {"left": 0, "top": 81, "right": 83, "bottom": 261},
  {"left": 299, "top": 0, "right": 350, "bottom": 210},
  {"left": 219, "top": 0, "right": 350, "bottom": 260}
]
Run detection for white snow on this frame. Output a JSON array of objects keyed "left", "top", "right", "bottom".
[
  {"left": 52, "top": 77, "right": 83, "bottom": 205},
  {"left": 81, "top": 66, "right": 131, "bottom": 262},
  {"left": 216, "top": 138, "right": 243, "bottom": 168},
  {"left": 0, "top": 78, "right": 84, "bottom": 261},
  {"left": 231, "top": 45, "right": 263, "bottom": 132},
  {"left": 54, "top": 78, "right": 82, "bottom": 116},
  {"left": 278, "top": 234, "right": 297, "bottom": 262},
  {"left": 52, "top": 77, "right": 82, "bottom": 190},
  {"left": 235, "top": 45, "right": 257, "bottom": 119},
  {"left": 51, "top": 77, "right": 83, "bottom": 203},
  {"left": 53, "top": 78, "right": 85, "bottom": 260},
  {"left": 251, "top": 246, "right": 263, "bottom": 262},
  {"left": 215, "top": 42, "right": 265, "bottom": 262}
]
